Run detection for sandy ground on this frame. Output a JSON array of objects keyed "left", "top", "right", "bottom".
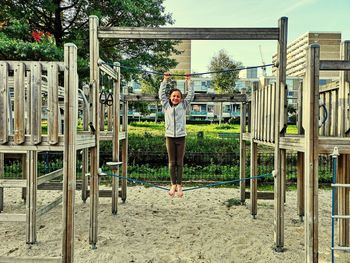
[{"left": 0, "top": 186, "right": 349, "bottom": 263}]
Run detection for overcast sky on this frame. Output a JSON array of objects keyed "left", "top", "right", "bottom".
[{"left": 163, "top": 0, "right": 350, "bottom": 75}]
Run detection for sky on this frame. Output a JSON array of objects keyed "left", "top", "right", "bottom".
[{"left": 163, "top": 0, "right": 350, "bottom": 76}]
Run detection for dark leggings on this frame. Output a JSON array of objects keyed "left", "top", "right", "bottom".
[{"left": 166, "top": 137, "right": 185, "bottom": 185}]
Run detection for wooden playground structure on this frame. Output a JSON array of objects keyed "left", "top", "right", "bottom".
[{"left": 0, "top": 15, "right": 349, "bottom": 262}]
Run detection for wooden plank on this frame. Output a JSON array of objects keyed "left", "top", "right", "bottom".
[
  {"left": 89, "top": 15, "right": 100, "bottom": 250},
  {"left": 274, "top": 17, "right": 287, "bottom": 252},
  {"left": 0, "top": 179, "right": 26, "bottom": 188},
  {"left": 62, "top": 43, "right": 78, "bottom": 262},
  {"left": 266, "top": 84, "right": 272, "bottom": 142},
  {"left": 240, "top": 89, "right": 246, "bottom": 204},
  {"left": 48, "top": 62, "right": 59, "bottom": 144},
  {"left": 97, "top": 59, "right": 118, "bottom": 79},
  {"left": 0, "top": 256, "right": 61, "bottom": 263},
  {"left": 341, "top": 41, "right": 350, "bottom": 134},
  {"left": 26, "top": 151, "right": 37, "bottom": 244},
  {"left": 121, "top": 86, "right": 128, "bottom": 203},
  {"left": 112, "top": 62, "right": 121, "bottom": 214},
  {"left": 271, "top": 83, "right": 276, "bottom": 143},
  {"left": 14, "top": 62, "right": 25, "bottom": 144},
  {"left": 30, "top": 63, "right": 42, "bottom": 145},
  {"left": 37, "top": 169, "right": 63, "bottom": 185},
  {"left": 0, "top": 153, "right": 3, "bottom": 211},
  {"left": 304, "top": 43, "right": 320, "bottom": 262},
  {"left": 98, "top": 27, "right": 280, "bottom": 40},
  {"left": 0, "top": 213, "right": 26, "bottom": 222},
  {"left": 297, "top": 152, "right": 305, "bottom": 219},
  {"left": 324, "top": 91, "right": 331, "bottom": 136},
  {"left": 338, "top": 154, "right": 349, "bottom": 246},
  {"left": 319, "top": 93, "right": 325, "bottom": 136},
  {"left": 37, "top": 195, "right": 62, "bottom": 218},
  {"left": 0, "top": 62, "right": 8, "bottom": 144},
  {"left": 319, "top": 60, "right": 350, "bottom": 70},
  {"left": 330, "top": 89, "right": 338, "bottom": 136},
  {"left": 250, "top": 142, "right": 258, "bottom": 217}
]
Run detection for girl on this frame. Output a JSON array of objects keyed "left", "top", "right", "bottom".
[{"left": 159, "top": 72, "right": 194, "bottom": 197}]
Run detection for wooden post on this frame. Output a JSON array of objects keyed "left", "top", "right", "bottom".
[
  {"left": 250, "top": 84, "right": 258, "bottom": 217},
  {"left": 81, "top": 85, "right": 90, "bottom": 203},
  {"left": 337, "top": 41, "right": 350, "bottom": 247},
  {"left": 26, "top": 150, "right": 37, "bottom": 244},
  {"left": 297, "top": 152, "right": 305, "bottom": 220},
  {"left": 48, "top": 62, "right": 59, "bottom": 145},
  {"left": 0, "top": 62, "right": 8, "bottom": 144},
  {"left": 89, "top": 15, "right": 100, "bottom": 248},
  {"left": 297, "top": 81, "right": 305, "bottom": 221},
  {"left": 239, "top": 89, "right": 246, "bottom": 204},
  {"left": 62, "top": 43, "right": 78, "bottom": 263},
  {"left": 21, "top": 154, "right": 26, "bottom": 201},
  {"left": 111, "top": 62, "right": 121, "bottom": 214},
  {"left": 30, "top": 63, "right": 42, "bottom": 145},
  {"left": 303, "top": 43, "right": 320, "bottom": 262},
  {"left": 121, "top": 84, "right": 128, "bottom": 203},
  {"left": 14, "top": 62, "right": 25, "bottom": 144},
  {"left": 338, "top": 154, "right": 349, "bottom": 246},
  {"left": 274, "top": 16, "right": 287, "bottom": 252},
  {"left": 0, "top": 153, "right": 4, "bottom": 212}
]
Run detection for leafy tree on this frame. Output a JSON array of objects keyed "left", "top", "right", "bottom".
[
  {"left": 208, "top": 49, "right": 242, "bottom": 94},
  {"left": 0, "top": 0, "right": 179, "bottom": 81}
]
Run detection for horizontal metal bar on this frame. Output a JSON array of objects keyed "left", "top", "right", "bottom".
[
  {"left": 319, "top": 60, "right": 350, "bottom": 71},
  {"left": 332, "top": 246, "right": 350, "bottom": 251},
  {"left": 331, "top": 183, "right": 350, "bottom": 188},
  {"left": 332, "top": 215, "right": 350, "bottom": 219},
  {"left": 124, "top": 93, "right": 246, "bottom": 102},
  {"left": 98, "top": 27, "right": 280, "bottom": 40}
]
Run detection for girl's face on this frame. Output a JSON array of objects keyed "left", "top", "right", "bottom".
[{"left": 170, "top": 91, "right": 182, "bottom": 105}]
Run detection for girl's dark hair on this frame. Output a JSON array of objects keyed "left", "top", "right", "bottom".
[
  {"left": 168, "top": 88, "right": 183, "bottom": 106},
  {"left": 169, "top": 88, "right": 183, "bottom": 97}
]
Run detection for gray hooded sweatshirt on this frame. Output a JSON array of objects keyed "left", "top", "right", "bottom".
[{"left": 159, "top": 81, "right": 194, "bottom": 137}]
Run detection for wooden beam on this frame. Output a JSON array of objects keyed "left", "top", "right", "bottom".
[
  {"left": 111, "top": 62, "right": 121, "bottom": 215},
  {"left": 304, "top": 43, "right": 320, "bottom": 262},
  {"left": 0, "top": 256, "right": 61, "bottom": 263},
  {"left": 0, "top": 62, "right": 8, "bottom": 144},
  {"left": 98, "top": 27, "right": 280, "bottom": 40},
  {"left": 0, "top": 179, "right": 26, "bottom": 188},
  {"left": 37, "top": 169, "right": 63, "bottom": 185},
  {"left": 62, "top": 43, "right": 78, "bottom": 262},
  {"left": 37, "top": 195, "right": 62, "bottom": 218},
  {"left": 274, "top": 16, "right": 288, "bottom": 252},
  {"left": 89, "top": 15, "right": 100, "bottom": 249},
  {"left": 26, "top": 151, "right": 38, "bottom": 244},
  {"left": 240, "top": 89, "right": 246, "bottom": 204},
  {"left": 319, "top": 60, "right": 350, "bottom": 70}
]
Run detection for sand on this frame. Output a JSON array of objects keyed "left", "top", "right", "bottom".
[{"left": 0, "top": 186, "right": 349, "bottom": 263}]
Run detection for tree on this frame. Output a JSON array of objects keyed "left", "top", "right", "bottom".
[
  {"left": 0, "top": 0, "right": 179, "bottom": 81},
  {"left": 208, "top": 49, "right": 242, "bottom": 94}
]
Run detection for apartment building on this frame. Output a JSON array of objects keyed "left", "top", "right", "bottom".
[
  {"left": 273, "top": 32, "right": 341, "bottom": 82},
  {"left": 170, "top": 40, "right": 191, "bottom": 74}
]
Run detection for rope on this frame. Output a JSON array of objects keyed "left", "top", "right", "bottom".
[
  {"left": 104, "top": 171, "right": 272, "bottom": 192},
  {"left": 98, "top": 61, "right": 275, "bottom": 77}
]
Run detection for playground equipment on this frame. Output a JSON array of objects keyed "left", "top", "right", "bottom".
[{"left": 0, "top": 15, "right": 349, "bottom": 262}]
